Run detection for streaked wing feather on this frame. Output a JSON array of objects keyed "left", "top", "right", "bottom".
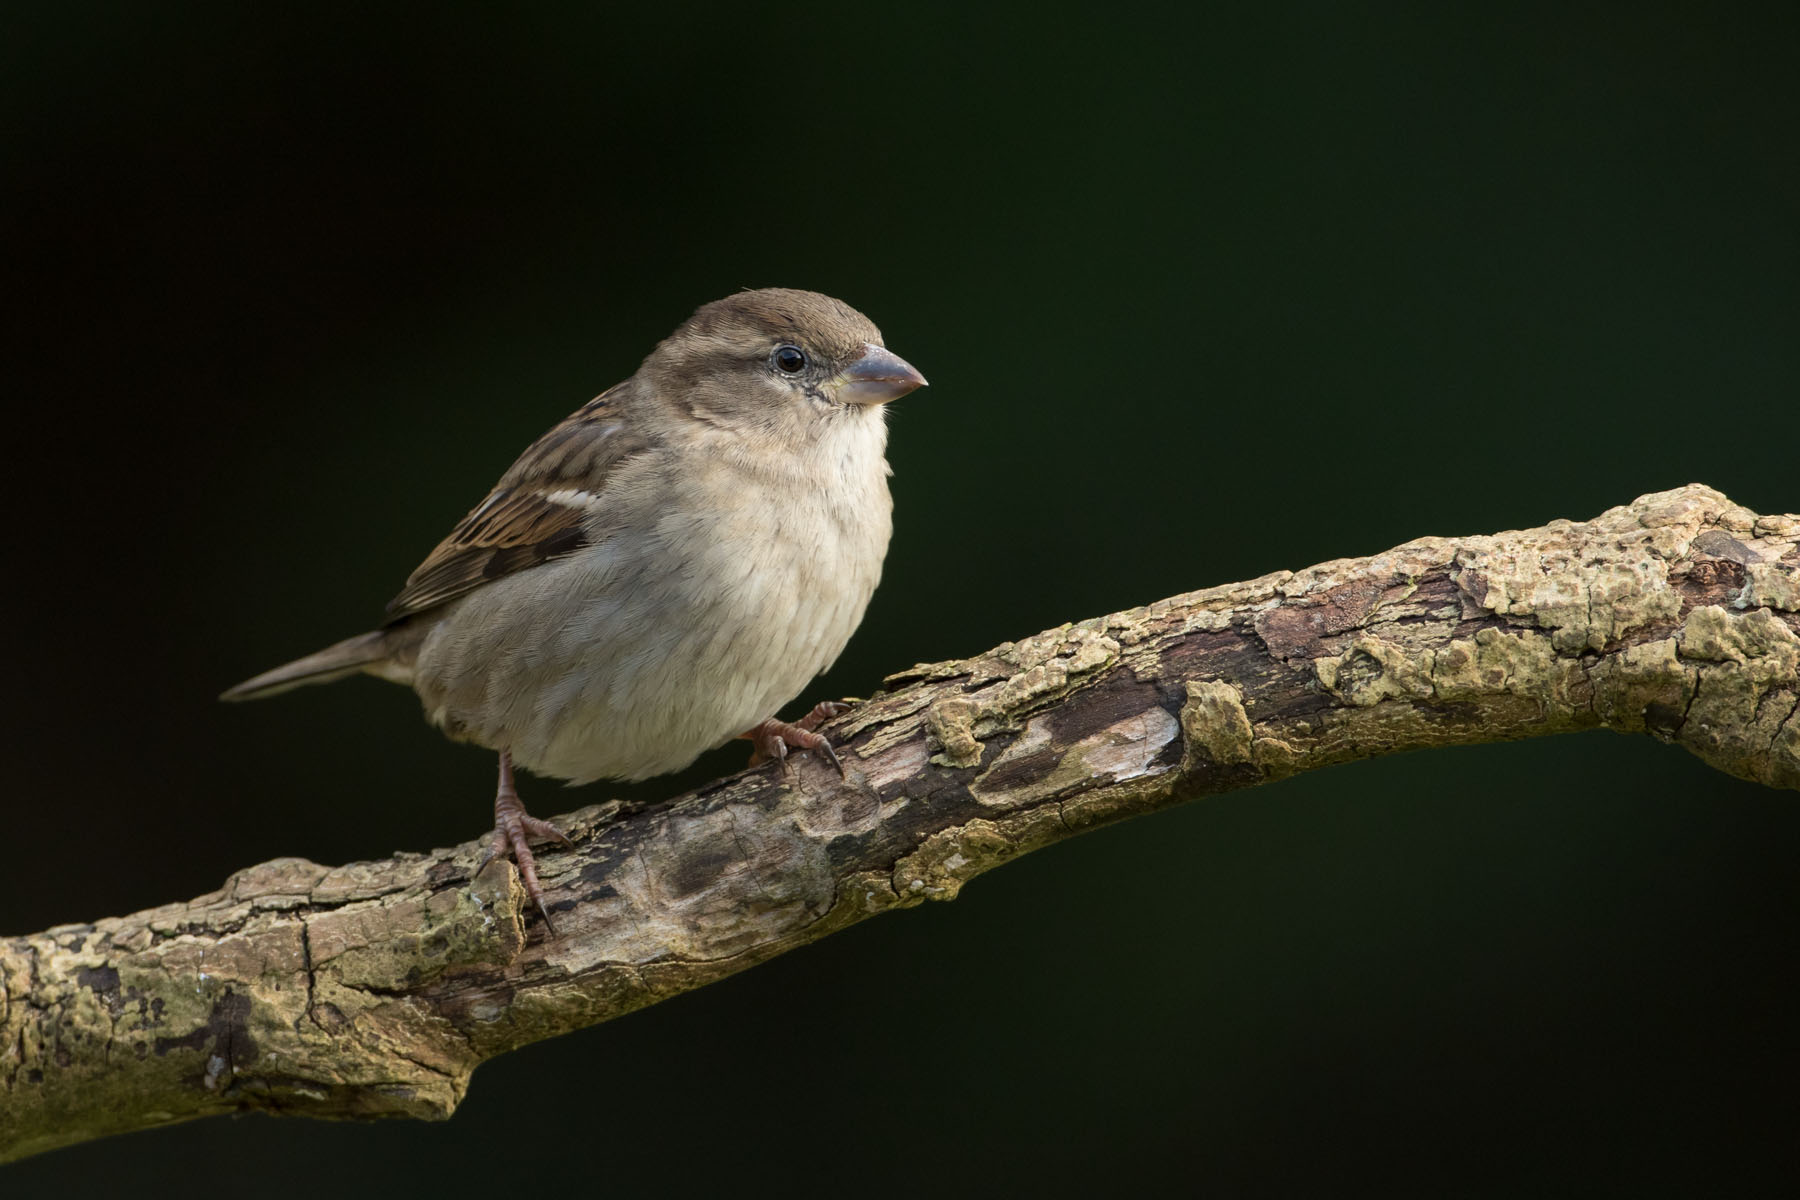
[{"left": 383, "top": 386, "right": 646, "bottom": 622}]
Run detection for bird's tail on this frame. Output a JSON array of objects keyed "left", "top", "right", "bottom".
[{"left": 220, "top": 630, "right": 397, "bottom": 702}]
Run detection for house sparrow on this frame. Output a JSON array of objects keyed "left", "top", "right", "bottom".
[{"left": 224, "top": 288, "right": 926, "bottom": 932}]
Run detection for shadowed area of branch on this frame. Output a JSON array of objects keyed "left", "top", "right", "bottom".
[{"left": 4, "top": 484, "right": 1797, "bottom": 1161}]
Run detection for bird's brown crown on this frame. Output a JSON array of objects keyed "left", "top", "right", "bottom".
[{"left": 644, "top": 288, "right": 884, "bottom": 384}]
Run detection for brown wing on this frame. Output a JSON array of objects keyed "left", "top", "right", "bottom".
[{"left": 383, "top": 385, "right": 649, "bottom": 623}]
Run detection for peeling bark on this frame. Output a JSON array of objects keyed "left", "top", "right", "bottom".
[{"left": 4, "top": 483, "right": 1797, "bottom": 1161}]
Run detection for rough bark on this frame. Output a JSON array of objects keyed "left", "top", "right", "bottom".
[{"left": 4, "top": 484, "right": 1798, "bottom": 1161}]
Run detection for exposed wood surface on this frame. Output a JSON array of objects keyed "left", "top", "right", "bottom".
[{"left": 4, "top": 484, "right": 1797, "bottom": 1161}]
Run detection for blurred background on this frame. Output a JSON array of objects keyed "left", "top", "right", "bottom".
[{"left": 6, "top": 2, "right": 1798, "bottom": 1192}]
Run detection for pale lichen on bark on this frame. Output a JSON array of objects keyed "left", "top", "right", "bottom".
[{"left": 3, "top": 483, "right": 1797, "bottom": 1161}]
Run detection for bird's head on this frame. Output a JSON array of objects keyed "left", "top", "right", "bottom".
[{"left": 641, "top": 288, "right": 926, "bottom": 438}]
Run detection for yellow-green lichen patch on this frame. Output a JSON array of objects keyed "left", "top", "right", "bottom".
[
  {"left": 925, "top": 625, "right": 1122, "bottom": 768},
  {"left": 1740, "top": 562, "right": 1799, "bottom": 612},
  {"left": 926, "top": 696, "right": 985, "bottom": 768},
  {"left": 1315, "top": 636, "right": 1436, "bottom": 707},
  {"left": 1431, "top": 627, "right": 1588, "bottom": 719},
  {"left": 1586, "top": 638, "right": 1693, "bottom": 732},
  {"left": 1459, "top": 540, "right": 1681, "bottom": 653},
  {"left": 1680, "top": 606, "right": 1800, "bottom": 670},
  {"left": 892, "top": 819, "right": 1019, "bottom": 902},
  {"left": 1181, "top": 680, "right": 1254, "bottom": 765},
  {"left": 1249, "top": 735, "right": 1300, "bottom": 779},
  {"left": 1676, "top": 606, "right": 1800, "bottom": 787},
  {"left": 1447, "top": 491, "right": 1729, "bottom": 653},
  {"left": 1139, "top": 570, "right": 1293, "bottom": 634}
]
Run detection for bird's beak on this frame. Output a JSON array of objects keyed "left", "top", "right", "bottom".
[{"left": 834, "top": 343, "right": 928, "bottom": 407}]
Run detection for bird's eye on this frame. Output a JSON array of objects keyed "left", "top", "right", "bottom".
[{"left": 772, "top": 345, "right": 807, "bottom": 374}]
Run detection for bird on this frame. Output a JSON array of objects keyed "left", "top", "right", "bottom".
[{"left": 223, "top": 288, "right": 926, "bottom": 932}]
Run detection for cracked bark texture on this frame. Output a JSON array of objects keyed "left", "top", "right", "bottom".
[{"left": 4, "top": 483, "right": 1797, "bottom": 1161}]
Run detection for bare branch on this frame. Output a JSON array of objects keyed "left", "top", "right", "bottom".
[{"left": 4, "top": 484, "right": 1796, "bottom": 1161}]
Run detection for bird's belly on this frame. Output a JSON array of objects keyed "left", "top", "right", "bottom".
[{"left": 410, "top": 490, "right": 885, "bottom": 783}]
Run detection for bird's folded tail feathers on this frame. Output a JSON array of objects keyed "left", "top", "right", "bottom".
[{"left": 220, "top": 630, "right": 396, "bottom": 702}]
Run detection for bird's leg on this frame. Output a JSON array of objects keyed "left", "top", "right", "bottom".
[
  {"left": 476, "top": 748, "right": 575, "bottom": 934},
  {"left": 742, "top": 701, "right": 854, "bottom": 776}
]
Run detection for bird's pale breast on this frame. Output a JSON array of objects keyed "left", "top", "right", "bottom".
[{"left": 408, "top": 412, "right": 892, "bottom": 783}]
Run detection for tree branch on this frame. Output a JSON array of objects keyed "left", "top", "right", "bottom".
[{"left": 5, "top": 484, "right": 1797, "bottom": 1161}]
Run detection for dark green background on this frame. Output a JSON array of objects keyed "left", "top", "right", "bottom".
[{"left": 7, "top": 3, "right": 1798, "bottom": 1193}]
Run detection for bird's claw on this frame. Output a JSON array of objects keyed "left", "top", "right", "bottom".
[
  {"left": 744, "top": 703, "right": 853, "bottom": 779},
  {"left": 486, "top": 751, "right": 573, "bottom": 936}
]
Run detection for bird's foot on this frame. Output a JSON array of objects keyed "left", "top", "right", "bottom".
[
  {"left": 477, "top": 752, "right": 575, "bottom": 934},
  {"left": 744, "top": 701, "right": 854, "bottom": 776},
  {"left": 793, "top": 699, "right": 854, "bottom": 732}
]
